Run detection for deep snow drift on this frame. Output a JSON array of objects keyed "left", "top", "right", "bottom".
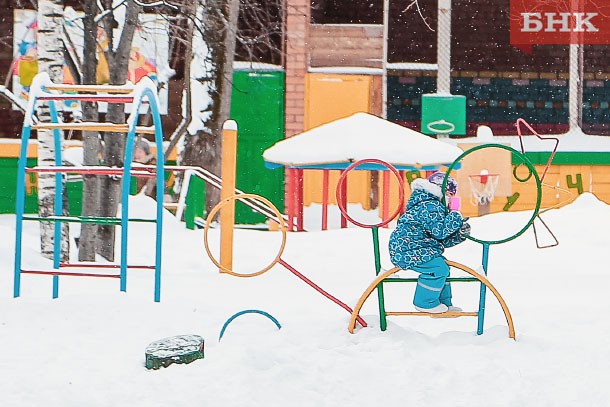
[{"left": 1, "top": 193, "right": 609, "bottom": 406}]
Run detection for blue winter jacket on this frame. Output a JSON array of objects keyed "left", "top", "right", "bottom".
[{"left": 389, "top": 178, "right": 466, "bottom": 269}]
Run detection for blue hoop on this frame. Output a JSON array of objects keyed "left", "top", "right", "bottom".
[{"left": 218, "top": 309, "right": 282, "bottom": 341}]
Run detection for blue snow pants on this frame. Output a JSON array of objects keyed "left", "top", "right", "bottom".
[{"left": 411, "top": 257, "right": 452, "bottom": 309}]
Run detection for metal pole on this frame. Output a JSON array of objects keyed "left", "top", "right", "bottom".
[
  {"left": 220, "top": 120, "right": 238, "bottom": 273},
  {"left": 372, "top": 227, "right": 388, "bottom": 330},
  {"left": 437, "top": 0, "right": 452, "bottom": 95},
  {"left": 382, "top": 0, "right": 390, "bottom": 118},
  {"left": 477, "top": 243, "right": 490, "bottom": 335},
  {"left": 568, "top": 0, "right": 584, "bottom": 133}
]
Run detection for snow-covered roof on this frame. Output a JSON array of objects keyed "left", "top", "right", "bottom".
[
  {"left": 233, "top": 61, "right": 283, "bottom": 71},
  {"left": 263, "top": 112, "right": 464, "bottom": 170}
]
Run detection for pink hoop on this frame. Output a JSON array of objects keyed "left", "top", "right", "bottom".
[{"left": 335, "top": 159, "right": 405, "bottom": 229}]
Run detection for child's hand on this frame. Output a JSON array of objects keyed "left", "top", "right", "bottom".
[{"left": 459, "top": 222, "right": 471, "bottom": 237}]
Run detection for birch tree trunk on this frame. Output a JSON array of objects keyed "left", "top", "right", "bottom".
[
  {"left": 37, "top": 0, "right": 69, "bottom": 261},
  {"left": 182, "top": 0, "right": 240, "bottom": 215},
  {"left": 96, "top": 1, "right": 142, "bottom": 261}
]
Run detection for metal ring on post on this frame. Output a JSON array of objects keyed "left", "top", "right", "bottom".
[
  {"left": 203, "top": 193, "right": 287, "bottom": 277},
  {"left": 444, "top": 144, "right": 542, "bottom": 246},
  {"left": 513, "top": 162, "right": 534, "bottom": 182},
  {"left": 335, "top": 159, "right": 405, "bottom": 229}
]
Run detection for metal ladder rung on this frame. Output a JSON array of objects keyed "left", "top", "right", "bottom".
[
  {"left": 26, "top": 166, "right": 155, "bottom": 177},
  {"left": 386, "top": 311, "right": 479, "bottom": 317},
  {"left": 32, "top": 122, "right": 156, "bottom": 134},
  {"left": 59, "top": 263, "right": 155, "bottom": 270},
  {"left": 22, "top": 215, "right": 157, "bottom": 225},
  {"left": 44, "top": 84, "right": 134, "bottom": 93},
  {"left": 21, "top": 269, "right": 120, "bottom": 278},
  {"left": 37, "top": 95, "right": 143, "bottom": 103},
  {"left": 383, "top": 277, "right": 479, "bottom": 283}
]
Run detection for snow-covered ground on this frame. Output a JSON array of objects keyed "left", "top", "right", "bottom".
[{"left": 1, "top": 192, "right": 609, "bottom": 406}]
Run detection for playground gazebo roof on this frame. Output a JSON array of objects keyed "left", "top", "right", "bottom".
[
  {"left": 263, "top": 112, "right": 464, "bottom": 171},
  {"left": 263, "top": 112, "right": 465, "bottom": 231}
]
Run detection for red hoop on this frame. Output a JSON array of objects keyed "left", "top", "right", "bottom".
[
  {"left": 335, "top": 159, "right": 405, "bottom": 228},
  {"left": 469, "top": 173, "right": 498, "bottom": 185}
]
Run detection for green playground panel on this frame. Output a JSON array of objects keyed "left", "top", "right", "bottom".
[
  {"left": 421, "top": 94, "right": 467, "bottom": 136},
  {"left": 231, "top": 69, "right": 285, "bottom": 225},
  {"left": 0, "top": 156, "right": 175, "bottom": 216},
  {"left": 0, "top": 157, "right": 81, "bottom": 214},
  {"left": 184, "top": 69, "right": 286, "bottom": 227}
]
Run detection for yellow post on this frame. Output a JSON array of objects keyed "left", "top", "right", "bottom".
[{"left": 219, "top": 120, "right": 238, "bottom": 273}]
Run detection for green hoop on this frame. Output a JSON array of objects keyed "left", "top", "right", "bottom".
[
  {"left": 512, "top": 162, "right": 534, "bottom": 182},
  {"left": 445, "top": 144, "right": 542, "bottom": 245}
]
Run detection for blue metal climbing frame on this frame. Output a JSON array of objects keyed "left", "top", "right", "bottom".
[{"left": 13, "top": 73, "right": 165, "bottom": 302}]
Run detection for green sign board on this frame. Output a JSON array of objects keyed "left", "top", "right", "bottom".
[{"left": 421, "top": 94, "right": 467, "bottom": 136}]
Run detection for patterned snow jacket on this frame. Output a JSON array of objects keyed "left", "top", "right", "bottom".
[{"left": 389, "top": 178, "right": 466, "bottom": 270}]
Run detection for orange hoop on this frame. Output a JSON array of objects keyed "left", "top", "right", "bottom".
[{"left": 204, "top": 193, "right": 287, "bottom": 277}]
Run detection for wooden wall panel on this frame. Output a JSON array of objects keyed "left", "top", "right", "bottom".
[
  {"left": 309, "top": 24, "right": 383, "bottom": 68},
  {"left": 303, "top": 73, "right": 374, "bottom": 208}
]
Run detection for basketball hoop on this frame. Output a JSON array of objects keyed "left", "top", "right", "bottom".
[{"left": 468, "top": 170, "right": 500, "bottom": 206}]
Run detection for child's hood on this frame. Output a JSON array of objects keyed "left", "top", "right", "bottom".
[
  {"left": 410, "top": 178, "right": 444, "bottom": 199},
  {"left": 406, "top": 178, "right": 446, "bottom": 209}
]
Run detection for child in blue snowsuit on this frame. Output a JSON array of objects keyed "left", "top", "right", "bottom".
[{"left": 389, "top": 172, "right": 471, "bottom": 313}]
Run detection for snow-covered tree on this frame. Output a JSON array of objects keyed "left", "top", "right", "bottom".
[
  {"left": 37, "top": 0, "right": 70, "bottom": 261},
  {"left": 181, "top": 0, "right": 241, "bottom": 215}
]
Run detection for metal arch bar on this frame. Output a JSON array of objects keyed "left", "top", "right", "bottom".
[
  {"left": 278, "top": 258, "right": 367, "bottom": 328},
  {"left": 159, "top": 164, "right": 290, "bottom": 227},
  {"left": 348, "top": 263, "right": 516, "bottom": 340},
  {"left": 218, "top": 309, "right": 282, "bottom": 341},
  {"left": 119, "top": 82, "right": 165, "bottom": 302}
]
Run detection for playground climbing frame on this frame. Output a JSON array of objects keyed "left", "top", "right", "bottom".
[{"left": 13, "top": 73, "right": 166, "bottom": 301}]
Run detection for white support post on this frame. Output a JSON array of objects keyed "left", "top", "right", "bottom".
[
  {"left": 568, "top": 0, "right": 584, "bottom": 134},
  {"left": 437, "top": 0, "right": 452, "bottom": 95},
  {"left": 382, "top": 0, "right": 390, "bottom": 119}
]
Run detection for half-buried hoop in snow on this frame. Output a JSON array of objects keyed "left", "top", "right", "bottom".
[
  {"left": 218, "top": 309, "right": 282, "bottom": 341},
  {"left": 145, "top": 335, "right": 205, "bottom": 370}
]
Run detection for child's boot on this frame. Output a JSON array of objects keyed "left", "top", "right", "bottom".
[{"left": 415, "top": 304, "right": 448, "bottom": 313}]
